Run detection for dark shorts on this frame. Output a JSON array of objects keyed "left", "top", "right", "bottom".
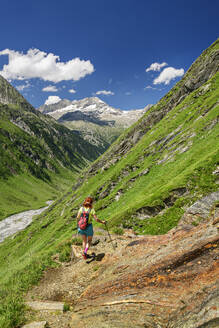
[{"left": 78, "top": 223, "right": 93, "bottom": 237}]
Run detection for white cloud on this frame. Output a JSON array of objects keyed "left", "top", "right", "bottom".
[
  {"left": 45, "top": 96, "right": 61, "bottom": 105},
  {"left": 125, "top": 92, "right": 132, "bottom": 96},
  {"left": 0, "top": 48, "right": 94, "bottom": 83},
  {"left": 16, "top": 85, "right": 26, "bottom": 91},
  {"left": 16, "top": 81, "right": 31, "bottom": 91},
  {"left": 144, "top": 85, "right": 157, "bottom": 90},
  {"left": 69, "top": 88, "right": 76, "bottom": 94},
  {"left": 146, "top": 62, "right": 168, "bottom": 72},
  {"left": 153, "top": 67, "right": 184, "bottom": 85},
  {"left": 42, "top": 85, "right": 58, "bottom": 92},
  {"left": 96, "top": 90, "right": 114, "bottom": 96}
]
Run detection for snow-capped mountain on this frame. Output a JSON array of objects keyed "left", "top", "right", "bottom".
[
  {"left": 39, "top": 97, "right": 150, "bottom": 127},
  {"left": 38, "top": 97, "right": 151, "bottom": 148}
]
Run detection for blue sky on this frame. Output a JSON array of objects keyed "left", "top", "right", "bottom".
[{"left": 0, "top": 0, "right": 218, "bottom": 110}]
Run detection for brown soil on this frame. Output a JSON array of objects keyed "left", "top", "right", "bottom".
[{"left": 25, "top": 222, "right": 219, "bottom": 328}]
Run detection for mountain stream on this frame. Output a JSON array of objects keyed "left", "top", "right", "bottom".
[{"left": 0, "top": 201, "right": 53, "bottom": 243}]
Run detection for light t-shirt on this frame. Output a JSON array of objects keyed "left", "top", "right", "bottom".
[{"left": 77, "top": 207, "right": 96, "bottom": 224}]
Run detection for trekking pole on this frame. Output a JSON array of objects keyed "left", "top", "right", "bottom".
[{"left": 105, "top": 222, "right": 116, "bottom": 250}]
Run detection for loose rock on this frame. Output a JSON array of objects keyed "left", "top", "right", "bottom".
[
  {"left": 26, "top": 301, "right": 64, "bottom": 312},
  {"left": 22, "top": 321, "right": 47, "bottom": 328}
]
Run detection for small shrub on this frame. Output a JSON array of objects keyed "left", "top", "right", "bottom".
[
  {"left": 112, "top": 227, "right": 124, "bottom": 235},
  {"left": 57, "top": 240, "right": 72, "bottom": 262},
  {"left": 93, "top": 265, "right": 100, "bottom": 272},
  {"left": 71, "top": 237, "right": 82, "bottom": 246},
  {"left": 0, "top": 290, "right": 25, "bottom": 328},
  {"left": 191, "top": 216, "right": 204, "bottom": 226},
  {"left": 95, "top": 231, "right": 104, "bottom": 236},
  {"left": 59, "top": 246, "right": 71, "bottom": 262},
  {"left": 63, "top": 303, "right": 70, "bottom": 312}
]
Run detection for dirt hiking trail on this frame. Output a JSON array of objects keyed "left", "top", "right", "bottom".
[{"left": 24, "top": 217, "right": 219, "bottom": 328}]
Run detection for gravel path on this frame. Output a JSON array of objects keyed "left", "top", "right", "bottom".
[{"left": 0, "top": 201, "right": 53, "bottom": 243}]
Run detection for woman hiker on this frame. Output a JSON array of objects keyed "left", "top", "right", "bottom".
[{"left": 77, "top": 197, "right": 106, "bottom": 259}]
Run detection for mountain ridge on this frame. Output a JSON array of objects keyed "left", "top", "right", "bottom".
[
  {"left": 0, "top": 75, "right": 103, "bottom": 220},
  {"left": 0, "top": 75, "right": 32, "bottom": 107},
  {"left": 86, "top": 39, "right": 219, "bottom": 176},
  {"left": 38, "top": 97, "right": 151, "bottom": 148},
  {"left": 38, "top": 96, "right": 148, "bottom": 120}
]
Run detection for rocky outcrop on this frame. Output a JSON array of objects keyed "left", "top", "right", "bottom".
[
  {"left": 71, "top": 219, "right": 219, "bottom": 327},
  {"left": 179, "top": 191, "right": 219, "bottom": 226}
]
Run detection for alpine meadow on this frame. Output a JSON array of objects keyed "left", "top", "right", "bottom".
[{"left": 0, "top": 38, "right": 218, "bottom": 328}]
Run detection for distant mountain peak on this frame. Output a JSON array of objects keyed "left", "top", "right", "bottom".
[
  {"left": 38, "top": 96, "right": 148, "bottom": 118},
  {"left": 38, "top": 96, "right": 152, "bottom": 148}
]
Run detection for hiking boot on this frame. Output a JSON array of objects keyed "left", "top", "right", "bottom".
[{"left": 82, "top": 252, "right": 87, "bottom": 259}]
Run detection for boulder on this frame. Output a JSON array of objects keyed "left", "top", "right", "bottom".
[
  {"left": 26, "top": 301, "right": 64, "bottom": 312},
  {"left": 22, "top": 322, "right": 47, "bottom": 328},
  {"left": 180, "top": 191, "right": 219, "bottom": 225},
  {"left": 71, "top": 245, "right": 82, "bottom": 259}
]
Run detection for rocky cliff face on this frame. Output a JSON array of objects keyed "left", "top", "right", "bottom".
[{"left": 38, "top": 97, "right": 151, "bottom": 148}]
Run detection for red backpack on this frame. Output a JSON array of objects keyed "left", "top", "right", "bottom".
[{"left": 78, "top": 207, "right": 91, "bottom": 230}]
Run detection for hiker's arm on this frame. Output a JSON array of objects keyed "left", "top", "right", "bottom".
[
  {"left": 94, "top": 214, "right": 106, "bottom": 225},
  {"left": 75, "top": 209, "right": 81, "bottom": 222}
]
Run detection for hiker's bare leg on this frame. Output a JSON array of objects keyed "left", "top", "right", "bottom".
[
  {"left": 81, "top": 234, "right": 87, "bottom": 251},
  {"left": 87, "top": 236, "right": 93, "bottom": 250}
]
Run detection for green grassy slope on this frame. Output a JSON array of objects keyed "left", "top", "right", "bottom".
[
  {"left": 67, "top": 39, "right": 218, "bottom": 235},
  {"left": 0, "top": 171, "right": 76, "bottom": 220},
  {"left": 70, "top": 72, "right": 219, "bottom": 234},
  {"left": 0, "top": 75, "right": 29, "bottom": 106},
  {"left": 86, "top": 38, "right": 219, "bottom": 174},
  {"left": 63, "top": 119, "right": 123, "bottom": 151},
  {"left": 0, "top": 40, "right": 218, "bottom": 327},
  {"left": 0, "top": 100, "right": 103, "bottom": 219}
]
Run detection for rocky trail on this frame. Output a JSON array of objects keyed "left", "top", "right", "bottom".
[
  {"left": 24, "top": 229, "right": 129, "bottom": 328},
  {"left": 23, "top": 194, "right": 219, "bottom": 328}
]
